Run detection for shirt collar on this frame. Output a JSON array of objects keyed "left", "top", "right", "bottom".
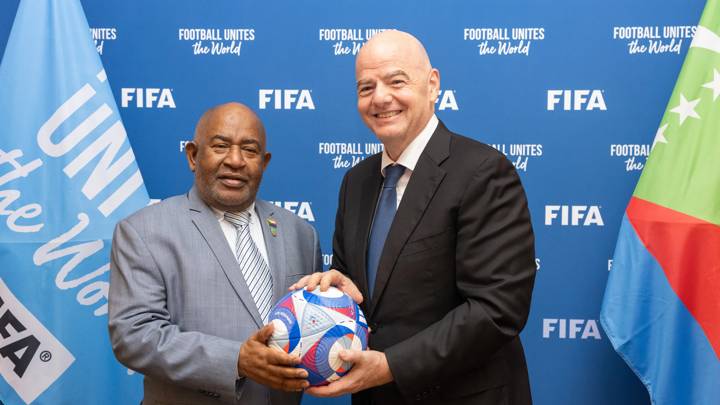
[
  {"left": 211, "top": 202, "right": 256, "bottom": 221},
  {"left": 380, "top": 114, "right": 438, "bottom": 176}
]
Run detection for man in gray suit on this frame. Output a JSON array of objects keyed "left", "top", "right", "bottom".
[{"left": 108, "top": 102, "right": 321, "bottom": 404}]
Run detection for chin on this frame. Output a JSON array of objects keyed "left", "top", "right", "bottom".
[
  {"left": 366, "top": 121, "right": 397, "bottom": 137},
  {"left": 212, "top": 192, "right": 251, "bottom": 210},
  {"left": 374, "top": 130, "right": 405, "bottom": 144}
]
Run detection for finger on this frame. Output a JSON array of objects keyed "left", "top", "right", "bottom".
[
  {"left": 266, "top": 363, "right": 309, "bottom": 379},
  {"left": 265, "top": 349, "right": 302, "bottom": 366},
  {"left": 343, "top": 282, "right": 363, "bottom": 304},
  {"left": 306, "top": 272, "right": 323, "bottom": 291},
  {"left": 279, "top": 377, "right": 310, "bottom": 392},
  {"left": 338, "top": 349, "right": 361, "bottom": 364},
  {"left": 260, "top": 373, "right": 309, "bottom": 392},
  {"left": 289, "top": 275, "right": 311, "bottom": 290},
  {"left": 305, "top": 386, "right": 333, "bottom": 397},
  {"left": 326, "top": 269, "right": 362, "bottom": 303},
  {"left": 319, "top": 271, "right": 341, "bottom": 291},
  {"left": 245, "top": 359, "right": 308, "bottom": 385},
  {"left": 254, "top": 323, "right": 275, "bottom": 343},
  {"left": 305, "top": 378, "right": 349, "bottom": 397}
]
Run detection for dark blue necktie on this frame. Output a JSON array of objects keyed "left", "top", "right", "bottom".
[{"left": 367, "top": 164, "right": 405, "bottom": 297}]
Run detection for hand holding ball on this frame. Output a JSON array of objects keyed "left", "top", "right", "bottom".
[{"left": 267, "top": 287, "right": 369, "bottom": 386}]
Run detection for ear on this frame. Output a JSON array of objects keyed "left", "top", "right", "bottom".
[
  {"left": 428, "top": 68, "right": 440, "bottom": 104},
  {"left": 185, "top": 141, "right": 198, "bottom": 172},
  {"left": 262, "top": 152, "right": 272, "bottom": 171}
]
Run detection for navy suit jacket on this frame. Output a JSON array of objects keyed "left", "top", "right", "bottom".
[{"left": 332, "top": 121, "right": 536, "bottom": 405}]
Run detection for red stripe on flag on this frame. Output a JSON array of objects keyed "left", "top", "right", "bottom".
[{"left": 627, "top": 196, "right": 720, "bottom": 359}]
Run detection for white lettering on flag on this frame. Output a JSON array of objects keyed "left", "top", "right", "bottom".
[{"left": 0, "top": 278, "right": 75, "bottom": 404}]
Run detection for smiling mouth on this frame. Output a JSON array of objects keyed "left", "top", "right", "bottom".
[{"left": 375, "top": 110, "right": 401, "bottom": 119}]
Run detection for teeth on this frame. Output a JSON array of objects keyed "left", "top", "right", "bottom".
[{"left": 376, "top": 111, "right": 400, "bottom": 118}]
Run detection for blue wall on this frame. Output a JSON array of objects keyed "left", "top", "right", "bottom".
[{"left": 0, "top": 1, "right": 706, "bottom": 404}]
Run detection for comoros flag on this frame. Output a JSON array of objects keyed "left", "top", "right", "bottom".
[
  {"left": 600, "top": 2, "right": 720, "bottom": 404},
  {"left": 0, "top": 0, "right": 147, "bottom": 404}
]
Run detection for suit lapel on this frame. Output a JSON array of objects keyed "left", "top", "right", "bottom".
[
  {"left": 254, "top": 200, "right": 287, "bottom": 306},
  {"left": 187, "top": 187, "right": 264, "bottom": 328},
  {"left": 369, "top": 123, "right": 451, "bottom": 315}
]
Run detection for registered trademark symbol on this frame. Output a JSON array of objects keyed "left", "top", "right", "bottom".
[{"left": 39, "top": 351, "right": 52, "bottom": 362}]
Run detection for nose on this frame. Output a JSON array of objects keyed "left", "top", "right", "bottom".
[
  {"left": 371, "top": 83, "right": 392, "bottom": 107},
  {"left": 223, "top": 145, "right": 246, "bottom": 168}
]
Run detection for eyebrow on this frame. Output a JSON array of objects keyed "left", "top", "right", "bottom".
[
  {"left": 356, "top": 69, "right": 410, "bottom": 89},
  {"left": 209, "top": 135, "right": 261, "bottom": 147},
  {"left": 210, "top": 135, "right": 231, "bottom": 142},
  {"left": 239, "top": 139, "right": 261, "bottom": 147},
  {"left": 384, "top": 70, "right": 410, "bottom": 81},
  {"left": 210, "top": 135, "right": 232, "bottom": 143}
]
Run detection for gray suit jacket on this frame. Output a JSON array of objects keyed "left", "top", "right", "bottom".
[{"left": 108, "top": 187, "right": 322, "bottom": 405}]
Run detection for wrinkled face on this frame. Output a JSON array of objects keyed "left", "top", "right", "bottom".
[
  {"left": 186, "top": 105, "right": 271, "bottom": 212},
  {"left": 355, "top": 37, "right": 439, "bottom": 157}
]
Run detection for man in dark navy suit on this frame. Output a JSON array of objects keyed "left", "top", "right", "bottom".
[{"left": 295, "top": 30, "right": 536, "bottom": 405}]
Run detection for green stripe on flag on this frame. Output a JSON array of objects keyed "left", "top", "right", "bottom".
[{"left": 634, "top": 11, "right": 720, "bottom": 226}]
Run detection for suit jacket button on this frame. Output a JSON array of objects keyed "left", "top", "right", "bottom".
[{"left": 369, "top": 322, "right": 379, "bottom": 334}]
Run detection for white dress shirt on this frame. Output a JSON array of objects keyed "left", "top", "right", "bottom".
[
  {"left": 380, "top": 114, "right": 439, "bottom": 207},
  {"left": 211, "top": 203, "right": 269, "bottom": 265}
]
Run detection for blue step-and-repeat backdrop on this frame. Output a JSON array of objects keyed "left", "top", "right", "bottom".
[{"left": 0, "top": 1, "right": 707, "bottom": 404}]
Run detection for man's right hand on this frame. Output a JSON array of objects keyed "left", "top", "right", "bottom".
[
  {"left": 237, "top": 324, "right": 309, "bottom": 392},
  {"left": 289, "top": 269, "right": 363, "bottom": 304}
]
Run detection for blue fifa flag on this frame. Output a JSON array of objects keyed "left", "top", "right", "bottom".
[{"left": 0, "top": 0, "right": 147, "bottom": 403}]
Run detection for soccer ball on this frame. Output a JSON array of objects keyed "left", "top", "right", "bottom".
[{"left": 267, "top": 286, "right": 369, "bottom": 386}]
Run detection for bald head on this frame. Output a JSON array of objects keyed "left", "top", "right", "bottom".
[
  {"left": 354, "top": 30, "right": 440, "bottom": 159},
  {"left": 186, "top": 102, "right": 271, "bottom": 212},
  {"left": 356, "top": 30, "right": 432, "bottom": 77},
  {"left": 194, "top": 102, "right": 266, "bottom": 145}
]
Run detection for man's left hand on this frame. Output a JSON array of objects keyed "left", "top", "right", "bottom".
[
  {"left": 289, "top": 269, "right": 363, "bottom": 304},
  {"left": 304, "top": 349, "right": 393, "bottom": 397}
]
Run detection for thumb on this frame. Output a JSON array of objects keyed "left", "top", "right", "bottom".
[
  {"left": 338, "top": 349, "right": 358, "bottom": 363},
  {"left": 255, "top": 323, "right": 275, "bottom": 343}
]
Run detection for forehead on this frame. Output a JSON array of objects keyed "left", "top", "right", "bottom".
[
  {"left": 200, "top": 108, "right": 264, "bottom": 143},
  {"left": 356, "top": 42, "right": 419, "bottom": 79}
]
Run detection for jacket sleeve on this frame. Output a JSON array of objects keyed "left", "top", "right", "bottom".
[
  {"left": 107, "top": 219, "right": 241, "bottom": 397},
  {"left": 331, "top": 171, "right": 350, "bottom": 275},
  {"left": 311, "top": 224, "right": 323, "bottom": 274}
]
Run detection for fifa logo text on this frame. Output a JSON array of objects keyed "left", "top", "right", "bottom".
[
  {"left": 121, "top": 88, "right": 176, "bottom": 108},
  {"left": 0, "top": 294, "right": 40, "bottom": 378},
  {"left": 435, "top": 90, "right": 459, "bottom": 110},
  {"left": 0, "top": 280, "right": 75, "bottom": 403},
  {"left": 269, "top": 201, "right": 315, "bottom": 222},
  {"left": 545, "top": 205, "right": 604, "bottom": 226},
  {"left": 542, "top": 319, "right": 602, "bottom": 339},
  {"left": 259, "top": 89, "right": 315, "bottom": 110},
  {"left": 547, "top": 90, "right": 606, "bottom": 111}
]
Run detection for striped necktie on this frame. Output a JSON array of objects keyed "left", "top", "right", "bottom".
[
  {"left": 224, "top": 211, "right": 273, "bottom": 322},
  {"left": 367, "top": 164, "right": 405, "bottom": 297}
]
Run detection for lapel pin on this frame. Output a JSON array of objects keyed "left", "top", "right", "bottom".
[{"left": 267, "top": 217, "right": 278, "bottom": 237}]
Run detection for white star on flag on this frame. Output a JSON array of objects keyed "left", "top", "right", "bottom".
[
  {"left": 651, "top": 123, "right": 669, "bottom": 151},
  {"left": 670, "top": 94, "right": 701, "bottom": 125},
  {"left": 702, "top": 68, "right": 720, "bottom": 101}
]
